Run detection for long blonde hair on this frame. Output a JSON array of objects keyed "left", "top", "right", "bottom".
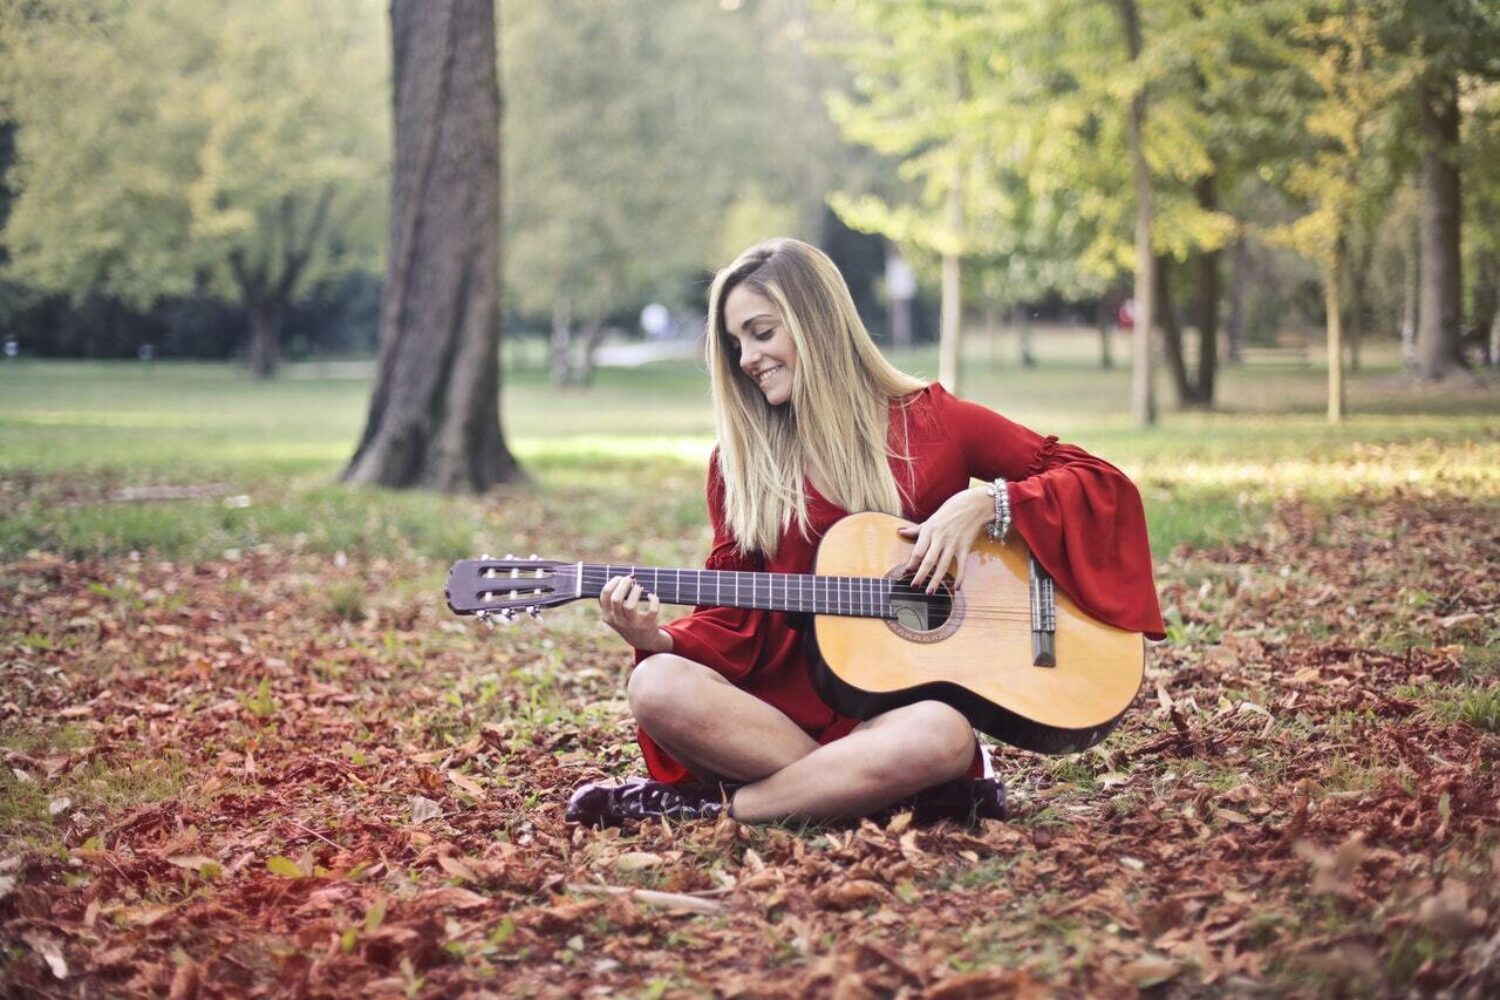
[{"left": 705, "top": 238, "right": 927, "bottom": 556}]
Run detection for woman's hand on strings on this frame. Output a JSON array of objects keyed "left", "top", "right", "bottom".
[
  {"left": 599, "top": 576, "right": 672, "bottom": 653},
  {"left": 898, "top": 487, "right": 995, "bottom": 593}
]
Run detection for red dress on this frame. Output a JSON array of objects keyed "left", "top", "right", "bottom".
[{"left": 636, "top": 384, "right": 1166, "bottom": 783}]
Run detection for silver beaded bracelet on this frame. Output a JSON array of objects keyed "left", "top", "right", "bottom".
[{"left": 986, "top": 478, "right": 1011, "bottom": 541}]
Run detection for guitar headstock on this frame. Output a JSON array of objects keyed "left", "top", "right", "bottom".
[{"left": 445, "top": 555, "right": 580, "bottom": 618}]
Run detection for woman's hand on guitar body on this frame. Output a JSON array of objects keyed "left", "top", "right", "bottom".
[
  {"left": 898, "top": 487, "right": 995, "bottom": 593},
  {"left": 599, "top": 576, "right": 673, "bottom": 653}
]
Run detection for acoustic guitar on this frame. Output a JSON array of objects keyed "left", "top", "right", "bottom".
[{"left": 445, "top": 511, "right": 1145, "bottom": 754}]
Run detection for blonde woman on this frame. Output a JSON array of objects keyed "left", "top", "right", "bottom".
[{"left": 567, "top": 238, "right": 1165, "bottom": 826}]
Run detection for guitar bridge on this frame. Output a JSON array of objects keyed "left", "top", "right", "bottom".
[{"left": 1029, "top": 554, "right": 1056, "bottom": 668}]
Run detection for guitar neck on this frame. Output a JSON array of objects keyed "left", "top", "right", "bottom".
[{"left": 577, "top": 563, "right": 901, "bottom": 619}]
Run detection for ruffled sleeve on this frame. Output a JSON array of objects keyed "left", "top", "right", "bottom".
[
  {"left": 636, "top": 452, "right": 774, "bottom": 680},
  {"left": 930, "top": 386, "right": 1166, "bottom": 640}
]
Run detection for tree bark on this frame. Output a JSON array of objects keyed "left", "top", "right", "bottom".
[
  {"left": 1417, "top": 71, "right": 1465, "bottom": 379},
  {"left": 1347, "top": 233, "right": 1374, "bottom": 374},
  {"left": 1474, "top": 248, "right": 1497, "bottom": 368},
  {"left": 1191, "top": 175, "right": 1218, "bottom": 407},
  {"left": 248, "top": 301, "right": 281, "bottom": 380},
  {"left": 1155, "top": 257, "right": 1193, "bottom": 407},
  {"left": 1326, "top": 238, "right": 1345, "bottom": 424},
  {"left": 1400, "top": 209, "right": 1418, "bottom": 370},
  {"left": 1225, "top": 237, "right": 1245, "bottom": 365},
  {"left": 550, "top": 297, "right": 572, "bottom": 387},
  {"left": 1096, "top": 295, "right": 1113, "bottom": 370},
  {"left": 344, "top": 0, "right": 521, "bottom": 492},
  {"left": 1014, "top": 304, "right": 1035, "bottom": 368},
  {"left": 1117, "top": 0, "right": 1154, "bottom": 426}
]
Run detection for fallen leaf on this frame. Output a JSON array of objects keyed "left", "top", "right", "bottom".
[{"left": 409, "top": 795, "right": 443, "bottom": 824}]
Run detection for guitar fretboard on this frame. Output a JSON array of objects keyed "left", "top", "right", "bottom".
[{"left": 580, "top": 563, "right": 914, "bottom": 619}]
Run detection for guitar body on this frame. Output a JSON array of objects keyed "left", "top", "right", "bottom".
[{"left": 810, "top": 512, "right": 1145, "bottom": 754}]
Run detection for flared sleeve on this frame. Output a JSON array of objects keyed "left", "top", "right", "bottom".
[
  {"left": 636, "top": 452, "right": 774, "bottom": 680},
  {"left": 931, "top": 387, "right": 1166, "bottom": 640}
]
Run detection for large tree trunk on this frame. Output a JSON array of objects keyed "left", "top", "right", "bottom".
[
  {"left": 1417, "top": 72, "right": 1465, "bottom": 380},
  {"left": 344, "top": 0, "right": 521, "bottom": 492},
  {"left": 247, "top": 301, "right": 281, "bottom": 380},
  {"left": 1118, "top": 0, "right": 1154, "bottom": 426},
  {"left": 1347, "top": 232, "right": 1374, "bottom": 374}
]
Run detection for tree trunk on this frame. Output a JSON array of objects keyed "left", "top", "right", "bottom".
[
  {"left": 1191, "top": 175, "right": 1218, "bottom": 408},
  {"left": 1225, "top": 237, "right": 1245, "bottom": 365},
  {"left": 1417, "top": 71, "right": 1465, "bottom": 379},
  {"left": 248, "top": 301, "right": 281, "bottom": 380},
  {"left": 1474, "top": 248, "right": 1497, "bottom": 368},
  {"left": 1155, "top": 258, "right": 1193, "bottom": 407},
  {"left": 344, "top": 0, "right": 521, "bottom": 492},
  {"left": 1096, "top": 295, "right": 1113, "bottom": 370},
  {"left": 550, "top": 297, "right": 572, "bottom": 387},
  {"left": 1014, "top": 304, "right": 1035, "bottom": 368},
  {"left": 571, "top": 318, "right": 609, "bottom": 387},
  {"left": 1326, "top": 239, "right": 1345, "bottom": 424},
  {"left": 938, "top": 140, "right": 964, "bottom": 394},
  {"left": 1400, "top": 209, "right": 1418, "bottom": 370},
  {"left": 1117, "top": 0, "right": 1154, "bottom": 426},
  {"left": 1348, "top": 234, "right": 1374, "bottom": 374}
]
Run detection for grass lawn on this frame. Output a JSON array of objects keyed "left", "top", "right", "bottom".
[{"left": 1, "top": 338, "right": 1497, "bottom": 996}]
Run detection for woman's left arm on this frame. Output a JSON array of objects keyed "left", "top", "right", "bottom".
[{"left": 911, "top": 388, "right": 1166, "bottom": 639}]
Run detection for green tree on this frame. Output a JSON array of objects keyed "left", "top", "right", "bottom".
[
  {"left": 0, "top": 0, "right": 387, "bottom": 378},
  {"left": 1264, "top": 3, "right": 1414, "bottom": 422},
  {"left": 501, "top": 0, "right": 846, "bottom": 385}
]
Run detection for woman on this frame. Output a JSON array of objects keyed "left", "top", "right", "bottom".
[{"left": 566, "top": 238, "right": 1165, "bottom": 826}]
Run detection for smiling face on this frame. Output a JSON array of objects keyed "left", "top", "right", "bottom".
[{"left": 722, "top": 283, "right": 798, "bottom": 406}]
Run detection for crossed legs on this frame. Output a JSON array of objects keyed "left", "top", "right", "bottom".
[{"left": 626, "top": 653, "right": 977, "bottom": 824}]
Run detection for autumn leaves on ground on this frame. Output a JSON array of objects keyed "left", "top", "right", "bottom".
[{"left": 2, "top": 371, "right": 1499, "bottom": 998}]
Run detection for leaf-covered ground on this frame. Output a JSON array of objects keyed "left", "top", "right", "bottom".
[{"left": 2, "top": 490, "right": 1497, "bottom": 998}]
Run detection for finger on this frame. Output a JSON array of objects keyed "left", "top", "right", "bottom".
[
  {"left": 598, "top": 576, "right": 622, "bottom": 611},
  {"left": 911, "top": 546, "right": 939, "bottom": 590},
  {"left": 928, "top": 542, "right": 959, "bottom": 594},
  {"left": 903, "top": 530, "right": 930, "bottom": 574},
  {"left": 609, "top": 576, "right": 635, "bottom": 610},
  {"left": 623, "top": 582, "right": 642, "bottom": 611},
  {"left": 647, "top": 593, "right": 660, "bottom": 617}
]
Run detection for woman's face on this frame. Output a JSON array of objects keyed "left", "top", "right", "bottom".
[{"left": 723, "top": 284, "right": 797, "bottom": 406}]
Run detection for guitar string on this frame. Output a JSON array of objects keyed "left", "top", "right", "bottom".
[{"left": 483, "top": 568, "right": 1049, "bottom": 621}]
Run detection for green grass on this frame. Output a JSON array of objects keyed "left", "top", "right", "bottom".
[{"left": 0, "top": 336, "right": 1496, "bottom": 564}]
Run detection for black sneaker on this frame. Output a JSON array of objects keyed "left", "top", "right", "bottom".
[
  {"left": 565, "top": 779, "right": 735, "bottom": 827},
  {"left": 878, "top": 777, "right": 1007, "bottom": 825}
]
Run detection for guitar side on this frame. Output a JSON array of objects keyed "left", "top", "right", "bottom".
[{"left": 809, "top": 512, "right": 1145, "bottom": 754}]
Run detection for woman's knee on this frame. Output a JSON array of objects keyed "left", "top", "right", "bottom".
[
  {"left": 896, "top": 700, "right": 976, "bottom": 783},
  {"left": 627, "top": 654, "right": 704, "bottom": 729}
]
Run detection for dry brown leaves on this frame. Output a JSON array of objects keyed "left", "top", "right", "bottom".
[{"left": 1, "top": 490, "right": 1497, "bottom": 997}]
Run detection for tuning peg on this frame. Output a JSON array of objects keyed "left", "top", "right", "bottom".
[
  {"left": 528, "top": 553, "right": 540, "bottom": 560},
  {"left": 528, "top": 606, "right": 543, "bottom": 622},
  {"left": 504, "top": 553, "right": 516, "bottom": 559},
  {"left": 480, "top": 553, "right": 492, "bottom": 560}
]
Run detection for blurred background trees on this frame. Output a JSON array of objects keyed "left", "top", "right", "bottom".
[
  {"left": 0, "top": 0, "right": 1497, "bottom": 411},
  {"left": 0, "top": 0, "right": 388, "bottom": 378}
]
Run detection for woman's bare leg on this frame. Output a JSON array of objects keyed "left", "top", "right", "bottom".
[
  {"left": 628, "top": 654, "right": 976, "bottom": 823},
  {"left": 628, "top": 654, "right": 819, "bottom": 782}
]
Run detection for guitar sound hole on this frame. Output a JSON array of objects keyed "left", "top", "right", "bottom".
[{"left": 885, "top": 575, "right": 960, "bottom": 643}]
